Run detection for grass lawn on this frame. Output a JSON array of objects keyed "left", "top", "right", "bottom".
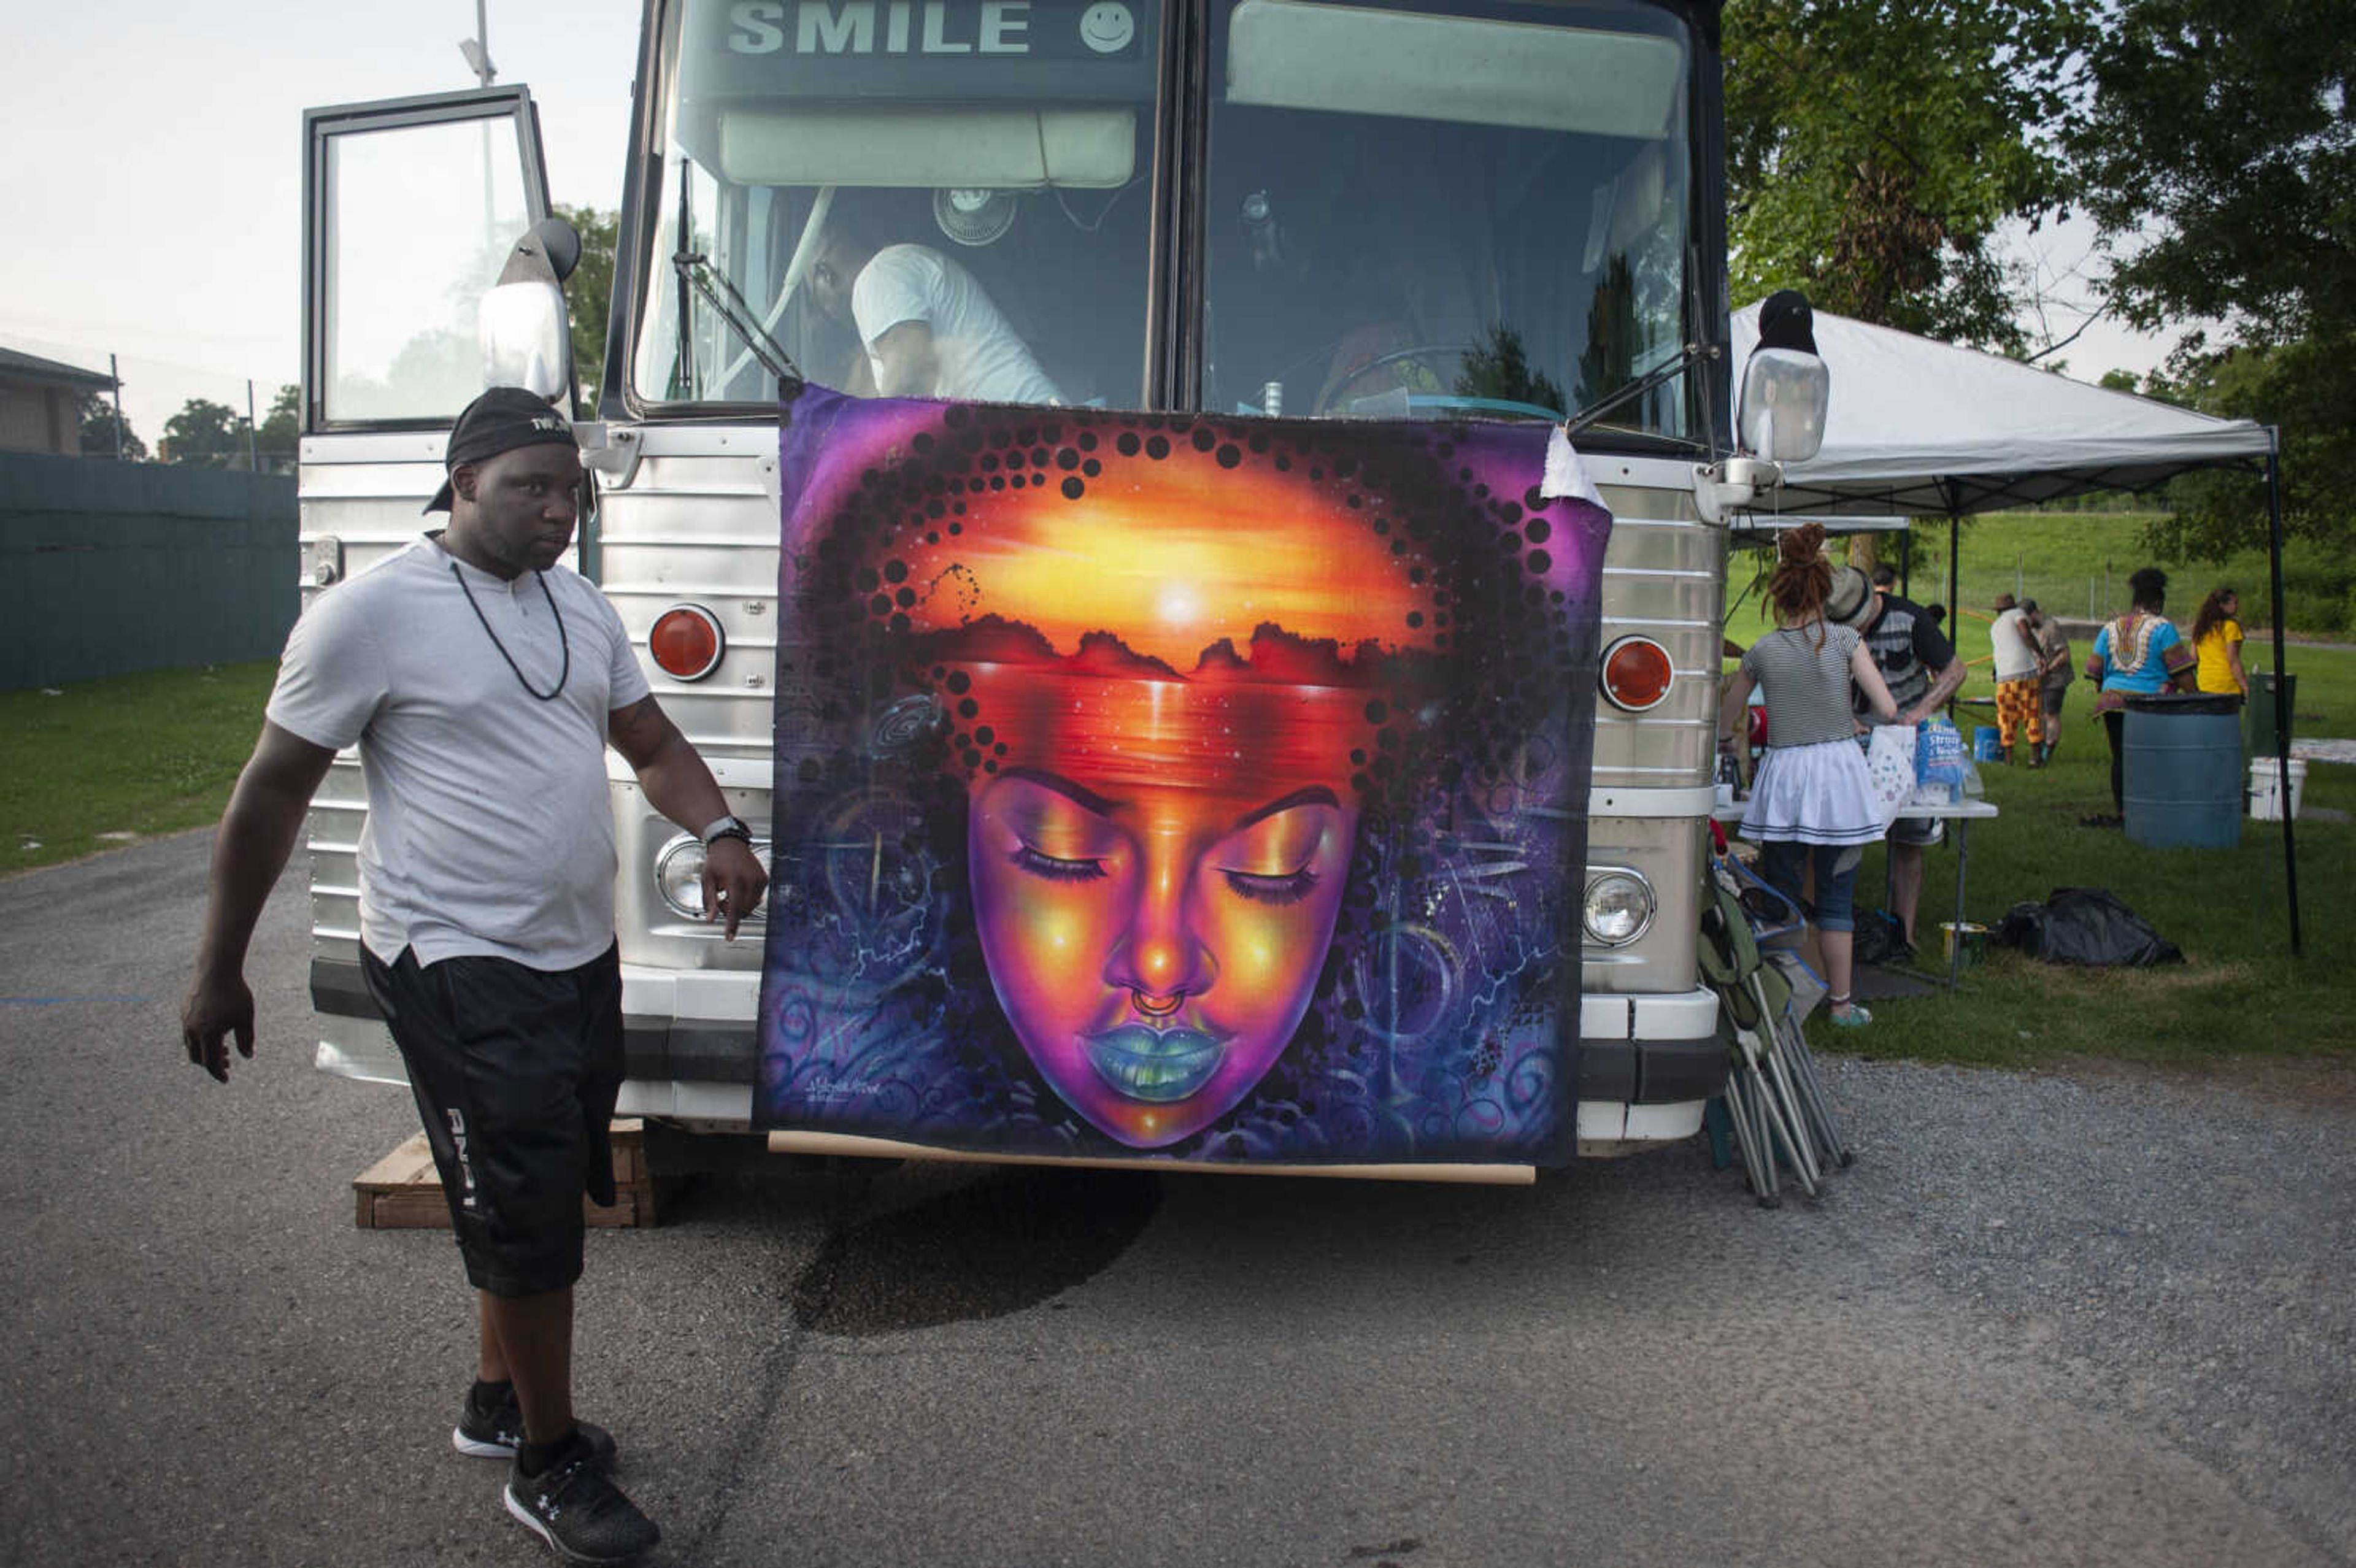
[
  {"left": 1782, "top": 642, "right": 2356, "bottom": 1074},
  {"left": 1727, "top": 510, "right": 2355, "bottom": 1074},
  {"left": 1, "top": 662, "right": 276, "bottom": 875},
  {"left": 1727, "top": 508, "right": 2347, "bottom": 651}
]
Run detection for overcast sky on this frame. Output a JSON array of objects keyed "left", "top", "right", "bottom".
[
  {"left": 1, "top": 0, "right": 2169, "bottom": 443},
  {"left": 1, "top": 0, "right": 639, "bottom": 439}
]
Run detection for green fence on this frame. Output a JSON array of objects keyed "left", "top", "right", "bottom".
[{"left": 0, "top": 452, "right": 296, "bottom": 691}]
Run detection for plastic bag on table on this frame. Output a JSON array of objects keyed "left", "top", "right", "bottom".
[
  {"left": 1993, "top": 887, "right": 2184, "bottom": 967},
  {"left": 1911, "top": 717, "right": 1965, "bottom": 805},
  {"left": 1864, "top": 724, "right": 1917, "bottom": 826}
]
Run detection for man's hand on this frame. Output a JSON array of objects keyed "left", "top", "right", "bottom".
[
  {"left": 180, "top": 721, "right": 336, "bottom": 1086},
  {"left": 610, "top": 694, "right": 771, "bottom": 940},
  {"left": 182, "top": 969, "right": 256, "bottom": 1083},
  {"left": 701, "top": 837, "right": 768, "bottom": 942}
]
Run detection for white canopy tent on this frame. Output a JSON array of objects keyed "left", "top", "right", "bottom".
[
  {"left": 1730, "top": 302, "right": 2274, "bottom": 515},
  {"left": 1724, "top": 301, "right": 2301, "bottom": 953}
]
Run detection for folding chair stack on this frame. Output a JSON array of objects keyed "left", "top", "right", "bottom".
[{"left": 1698, "top": 861, "right": 1854, "bottom": 1207}]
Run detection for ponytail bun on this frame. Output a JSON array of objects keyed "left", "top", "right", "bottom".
[
  {"left": 1766, "top": 521, "right": 1833, "bottom": 627},
  {"left": 1779, "top": 521, "right": 1827, "bottom": 567}
]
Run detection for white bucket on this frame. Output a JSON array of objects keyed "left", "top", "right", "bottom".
[{"left": 2247, "top": 757, "right": 2308, "bottom": 820}]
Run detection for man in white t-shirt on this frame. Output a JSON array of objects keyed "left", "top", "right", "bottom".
[
  {"left": 1990, "top": 591, "right": 2042, "bottom": 764},
  {"left": 809, "top": 218, "right": 1061, "bottom": 405},
  {"left": 179, "top": 387, "right": 764, "bottom": 1565}
]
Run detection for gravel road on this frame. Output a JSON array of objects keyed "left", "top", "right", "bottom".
[{"left": 1802, "top": 1055, "right": 2354, "bottom": 1558}]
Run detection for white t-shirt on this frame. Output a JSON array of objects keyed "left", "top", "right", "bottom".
[
  {"left": 1990, "top": 607, "right": 2038, "bottom": 682},
  {"left": 852, "top": 244, "right": 1062, "bottom": 405},
  {"left": 266, "top": 534, "right": 650, "bottom": 970}
]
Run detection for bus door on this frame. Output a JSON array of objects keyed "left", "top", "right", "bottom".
[{"left": 295, "top": 86, "right": 555, "bottom": 1085}]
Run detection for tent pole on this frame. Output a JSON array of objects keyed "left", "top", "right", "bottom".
[
  {"left": 2263, "top": 433, "right": 2300, "bottom": 956},
  {"left": 1946, "top": 485, "right": 1962, "bottom": 722}
]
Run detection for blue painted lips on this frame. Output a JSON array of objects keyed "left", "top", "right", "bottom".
[{"left": 1084, "top": 1023, "right": 1230, "bottom": 1102}]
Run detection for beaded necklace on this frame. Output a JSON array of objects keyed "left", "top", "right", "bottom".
[{"left": 451, "top": 563, "right": 571, "bottom": 701}]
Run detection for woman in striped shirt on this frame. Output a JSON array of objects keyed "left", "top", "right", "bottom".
[{"left": 1720, "top": 524, "right": 1900, "bottom": 1027}]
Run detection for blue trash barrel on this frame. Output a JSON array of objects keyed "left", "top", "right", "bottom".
[{"left": 2123, "top": 693, "right": 2244, "bottom": 848}]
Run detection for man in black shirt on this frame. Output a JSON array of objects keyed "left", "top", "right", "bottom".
[{"left": 1827, "top": 565, "right": 1968, "bottom": 954}]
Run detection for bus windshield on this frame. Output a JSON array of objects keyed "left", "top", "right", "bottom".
[
  {"left": 1205, "top": 0, "right": 1693, "bottom": 430},
  {"left": 626, "top": 0, "right": 1696, "bottom": 432}
]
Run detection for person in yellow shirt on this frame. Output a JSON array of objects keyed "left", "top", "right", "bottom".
[{"left": 2190, "top": 586, "right": 2248, "bottom": 696}]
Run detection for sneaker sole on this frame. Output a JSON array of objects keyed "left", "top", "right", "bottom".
[
  {"left": 504, "top": 1485, "right": 655, "bottom": 1564},
  {"left": 456, "top": 1423, "right": 618, "bottom": 1468},
  {"left": 453, "top": 1426, "right": 511, "bottom": 1459}
]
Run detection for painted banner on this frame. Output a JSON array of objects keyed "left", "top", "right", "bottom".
[{"left": 754, "top": 386, "right": 1612, "bottom": 1167}]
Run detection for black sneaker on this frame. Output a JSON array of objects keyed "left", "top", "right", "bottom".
[
  {"left": 455, "top": 1386, "right": 617, "bottom": 1470},
  {"left": 506, "top": 1451, "right": 661, "bottom": 1564}
]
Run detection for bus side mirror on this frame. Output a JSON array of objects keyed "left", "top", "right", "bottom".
[
  {"left": 479, "top": 217, "right": 581, "bottom": 401},
  {"left": 1737, "top": 347, "right": 1829, "bottom": 463}
]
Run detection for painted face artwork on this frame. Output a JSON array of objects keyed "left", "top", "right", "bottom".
[
  {"left": 756, "top": 389, "right": 1614, "bottom": 1166},
  {"left": 965, "top": 734, "right": 1359, "bottom": 1148},
  {"left": 876, "top": 433, "right": 1433, "bottom": 1147}
]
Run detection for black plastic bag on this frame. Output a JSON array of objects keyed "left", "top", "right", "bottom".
[
  {"left": 1851, "top": 907, "right": 1911, "bottom": 965},
  {"left": 1993, "top": 887, "right": 2184, "bottom": 967}
]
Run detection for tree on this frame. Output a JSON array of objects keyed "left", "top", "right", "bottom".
[
  {"left": 74, "top": 390, "right": 147, "bottom": 461},
  {"left": 1723, "top": 0, "right": 2089, "bottom": 350},
  {"left": 2070, "top": 0, "right": 2356, "bottom": 556},
  {"left": 161, "top": 398, "right": 250, "bottom": 468},
  {"left": 1456, "top": 325, "right": 1566, "bottom": 417},
  {"left": 255, "top": 383, "right": 299, "bottom": 470},
  {"left": 555, "top": 204, "right": 618, "bottom": 417},
  {"left": 2074, "top": 2, "right": 2356, "bottom": 343}
]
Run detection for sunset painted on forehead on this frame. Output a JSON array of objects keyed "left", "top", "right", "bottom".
[{"left": 756, "top": 388, "right": 1611, "bottom": 1164}]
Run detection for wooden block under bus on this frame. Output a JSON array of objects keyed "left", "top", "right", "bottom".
[{"left": 352, "top": 1120, "right": 656, "bottom": 1230}]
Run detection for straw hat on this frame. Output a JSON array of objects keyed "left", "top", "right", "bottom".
[{"left": 1825, "top": 565, "right": 1875, "bottom": 628}]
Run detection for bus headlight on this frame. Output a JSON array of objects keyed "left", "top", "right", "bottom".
[
  {"left": 655, "top": 834, "right": 770, "bottom": 922},
  {"left": 1582, "top": 868, "right": 1655, "bottom": 947}
]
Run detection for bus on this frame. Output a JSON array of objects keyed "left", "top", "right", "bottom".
[{"left": 298, "top": 0, "right": 1788, "bottom": 1180}]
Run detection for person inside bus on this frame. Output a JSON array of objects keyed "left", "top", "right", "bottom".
[{"left": 807, "top": 206, "right": 1063, "bottom": 406}]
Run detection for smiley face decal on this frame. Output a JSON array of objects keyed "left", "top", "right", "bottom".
[{"left": 1078, "top": 1, "right": 1135, "bottom": 53}]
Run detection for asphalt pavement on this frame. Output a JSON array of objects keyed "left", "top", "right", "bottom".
[{"left": 1, "top": 830, "right": 2349, "bottom": 1568}]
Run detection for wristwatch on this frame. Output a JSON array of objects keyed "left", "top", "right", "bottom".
[{"left": 699, "top": 813, "right": 753, "bottom": 848}]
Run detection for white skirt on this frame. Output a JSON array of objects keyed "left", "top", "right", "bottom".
[{"left": 1741, "top": 737, "right": 1885, "bottom": 846}]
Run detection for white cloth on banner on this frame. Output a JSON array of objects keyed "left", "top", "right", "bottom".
[
  {"left": 1542, "top": 427, "right": 1603, "bottom": 504},
  {"left": 1741, "top": 736, "right": 1887, "bottom": 846}
]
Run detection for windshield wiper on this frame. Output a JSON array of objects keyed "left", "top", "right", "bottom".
[
  {"left": 1561, "top": 340, "right": 1716, "bottom": 448},
  {"left": 672, "top": 250, "right": 802, "bottom": 392},
  {"left": 1561, "top": 247, "right": 1723, "bottom": 455}
]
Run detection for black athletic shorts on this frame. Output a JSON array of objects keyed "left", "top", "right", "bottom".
[{"left": 360, "top": 942, "right": 625, "bottom": 1298}]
